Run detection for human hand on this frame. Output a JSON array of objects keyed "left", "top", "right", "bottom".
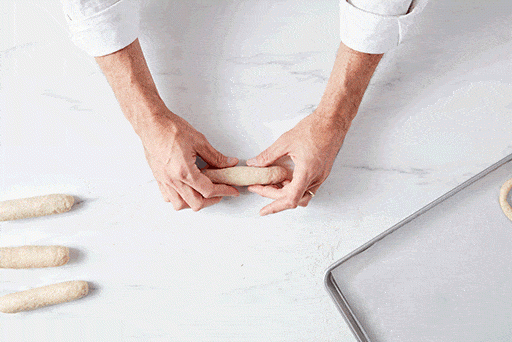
[
  {"left": 140, "top": 107, "right": 240, "bottom": 211},
  {"left": 246, "top": 110, "right": 349, "bottom": 216}
]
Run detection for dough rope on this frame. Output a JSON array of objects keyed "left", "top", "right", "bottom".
[
  {"left": 202, "top": 166, "right": 287, "bottom": 186},
  {"left": 0, "top": 281, "right": 89, "bottom": 313},
  {"left": 0, "top": 194, "right": 75, "bottom": 221},
  {"left": 499, "top": 178, "right": 512, "bottom": 221},
  {"left": 0, "top": 246, "right": 70, "bottom": 269}
]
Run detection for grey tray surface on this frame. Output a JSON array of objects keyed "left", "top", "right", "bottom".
[{"left": 325, "top": 154, "right": 512, "bottom": 342}]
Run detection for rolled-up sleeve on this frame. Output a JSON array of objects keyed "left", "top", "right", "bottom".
[
  {"left": 60, "top": 0, "right": 139, "bottom": 57},
  {"left": 340, "top": 0, "right": 429, "bottom": 54}
]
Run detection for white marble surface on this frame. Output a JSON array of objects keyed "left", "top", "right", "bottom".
[{"left": 1, "top": 0, "right": 512, "bottom": 341}]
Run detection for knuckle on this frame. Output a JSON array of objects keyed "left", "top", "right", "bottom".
[
  {"left": 299, "top": 201, "right": 309, "bottom": 207},
  {"left": 284, "top": 198, "right": 299, "bottom": 209},
  {"left": 177, "top": 169, "right": 188, "bottom": 181},
  {"left": 195, "top": 133, "right": 209, "bottom": 149},
  {"left": 257, "top": 153, "right": 268, "bottom": 165},
  {"left": 200, "top": 184, "right": 215, "bottom": 198},
  {"left": 189, "top": 199, "right": 205, "bottom": 212},
  {"left": 173, "top": 166, "right": 192, "bottom": 183},
  {"left": 212, "top": 153, "right": 226, "bottom": 166},
  {"left": 191, "top": 204, "right": 203, "bottom": 212},
  {"left": 202, "top": 189, "right": 214, "bottom": 199},
  {"left": 172, "top": 202, "right": 187, "bottom": 211},
  {"left": 197, "top": 132, "right": 207, "bottom": 142}
]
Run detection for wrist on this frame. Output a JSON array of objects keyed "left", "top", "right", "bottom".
[
  {"left": 120, "top": 92, "right": 167, "bottom": 136},
  {"left": 129, "top": 100, "right": 174, "bottom": 142},
  {"left": 95, "top": 39, "right": 170, "bottom": 139},
  {"left": 313, "top": 41, "right": 383, "bottom": 133},
  {"left": 315, "top": 96, "right": 358, "bottom": 132}
]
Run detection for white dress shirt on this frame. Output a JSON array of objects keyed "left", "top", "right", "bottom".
[
  {"left": 60, "top": 0, "right": 139, "bottom": 57},
  {"left": 340, "top": 0, "right": 429, "bottom": 54},
  {"left": 61, "top": 0, "right": 428, "bottom": 57}
]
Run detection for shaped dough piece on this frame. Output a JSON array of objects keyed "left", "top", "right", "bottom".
[
  {"left": 499, "top": 178, "right": 512, "bottom": 221},
  {"left": 0, "top": 246, "right": 70, "bottom": 269},
  {"left": 203, "top": 166, "right": 288, "bottom": 186},
  {"left": 0, "top": 194, "right": 74, "bottom": 221},
  {"left": 0, "top": 281, "right": 89, "bottom": 314}
]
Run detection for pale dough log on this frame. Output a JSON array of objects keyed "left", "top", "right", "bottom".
[
  {"left": 0, "top": 281, "right": 89, "bottom": 314},
  {"left": 499, "top": 178, "right": 512, "bottom": 221},
  {"left": 0, "top": 194, "right": 74, "bottom": 221},
  {"left": 202, "top": 166, "right": 287, "bottom": 186},
  {"left": 0, "top": 246, "right": 70, "bottom": 269}
]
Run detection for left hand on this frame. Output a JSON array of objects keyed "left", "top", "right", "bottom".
[{"left": 246, "top": 110, "right": 350, "bottom": 216}]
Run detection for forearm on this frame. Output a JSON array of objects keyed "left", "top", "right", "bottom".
[
  {"left": 317, "top": 41, "right": 383, "bottom": 129},
  {"left": 95, "top": 39, "right": 165, "bottom": 138}
]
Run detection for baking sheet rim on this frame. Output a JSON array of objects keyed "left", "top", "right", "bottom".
[{"left": 324, "top": 153, "right": 512, "bottom": 342}]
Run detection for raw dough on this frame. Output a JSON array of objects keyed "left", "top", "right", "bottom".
[
  {"left": 0, "top": 281, "right": 89, "bottom": 313},
  {"left": 499, "top": 178, "right": 512, "bottom": 221},
  {"left": 0, "top": 194, "right": 74, "bottom": 221},
  {"left": 202, "top": 166, "right": 287, "bottom": 186},
  {"left": 0, "top": 246, "right": 70, "bottom": 269}
]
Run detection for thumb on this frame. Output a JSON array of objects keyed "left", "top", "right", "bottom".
[
  {"left": 196, "top": 140, "right": 238, "bottom": 169},
  {"left": 247, "top": 139, "right": 288, "bottom": 167}
]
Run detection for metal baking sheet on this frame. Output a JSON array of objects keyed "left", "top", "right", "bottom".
[{"left": 325, "top": 153, "right": 512, "bottom": 342}]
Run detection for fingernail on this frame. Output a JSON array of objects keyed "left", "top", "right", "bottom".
[{"left": 227, "top": 157, "right": 238, "bottom": 165}]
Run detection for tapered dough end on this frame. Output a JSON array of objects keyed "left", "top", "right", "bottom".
[
  {"left": 0, "top": 280, "right": 89, "bottom": 314},
  {"left": 499, "top": 178, "right": 512, "bottom": 221},
  {"left": 54, "top": 194, "right": 75, "bottom": 213},
  {"left": 0, "top": 194, "right": 75, "bottom": 221},
  {"left": 39, "top": 194, "right": 75, "bottom": 214},
  {"left": 55, "top": 246, "right": 71, "bottom": 267},
  {"left": 73, "top": 280, "right": 89, "bottom": 298}
]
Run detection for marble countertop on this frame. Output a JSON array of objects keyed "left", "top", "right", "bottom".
[{"left": 1, "top": 0, "right": 511, "bottom": 341}]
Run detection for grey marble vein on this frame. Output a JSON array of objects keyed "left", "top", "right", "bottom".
[
  {"left": 290, "top": 69, "right": 328, "bottom": 83},
  {"left": 226, "top": 52, "right": 321, "bottom": 69},
  {"left": 41, "top": 90, "right": 92, "bottom": 112},
  {"left": 343, "top": 164, "right": 432, "bottom": 177}
]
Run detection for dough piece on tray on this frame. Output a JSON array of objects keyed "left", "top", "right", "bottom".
[
  {"left": 499, "top": 178, "right": 512, "bottom": 221},
  {"left": 0, "top": 281, "right": 89, "bottom": 314},
  {"left": 0, "top": 194, "right": 74, "bottom": 221},
  {"left": 0, "top": 246, "right": 70, "bottom": 269},
  {"left": 202, "top": 166, "right": 287, "bottom": 186}
]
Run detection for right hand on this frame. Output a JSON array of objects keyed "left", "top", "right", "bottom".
[{"left": 140, "top": 107, "right": 240, "bottom": 211}]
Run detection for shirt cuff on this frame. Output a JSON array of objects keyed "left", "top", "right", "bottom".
[
  {"left": 339, "top": 0, "right": 426, "bottom": 54},
  {"left": 65, "top": 0, "right": 139, "bottom": 57}
]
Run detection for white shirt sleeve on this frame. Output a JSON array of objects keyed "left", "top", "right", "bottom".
[
  {"left": 340, "top": 0, "right": 429, "bottom": 54},
  {"left": 60, "top": 0, "right": 139, "bottom": 57}
]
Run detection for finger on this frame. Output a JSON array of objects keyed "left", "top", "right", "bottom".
[
  {"left": 259, "top": 199, "right": 296, "bottom": 216},
  {"left": 246, "top": 184, "right": 282, "bottom": 199},
  {"left": 282, "top": 180, "right": 292, "bottom": 187},
  {"left": 247, "top": 179, "right": 290, "bottom": 198},
  {"left": 246, "top": 138, "right": 288, "bottom": 167},
  {"left": 195, "top": 138, "right": 238, "bottom": 169},
  {"left": 167, "top": 187, "right": 190, "bottom": 211},
  {"left": 185, "top": 168, "right": 240, "bottom": 199},
  {"left": 298, "top": 184, "right": 320, "bottom": 207},
  {"left": 200, "top": 196, "right": 223, "bottom": 210},
  {"left": 173, "top": 180, "right": 223, "bottom": 212},
  {"left": 157, "top": 181, "right": 190, "bottom": 210},
  {"left": 259, "top": 167, "right": 310, "bottom": 216},
  {"left": 156, "top": 181, "right": 172, "bottom": 202},
  {"left": 286, "top": 164, "right": 310, "bottom": 199}
]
